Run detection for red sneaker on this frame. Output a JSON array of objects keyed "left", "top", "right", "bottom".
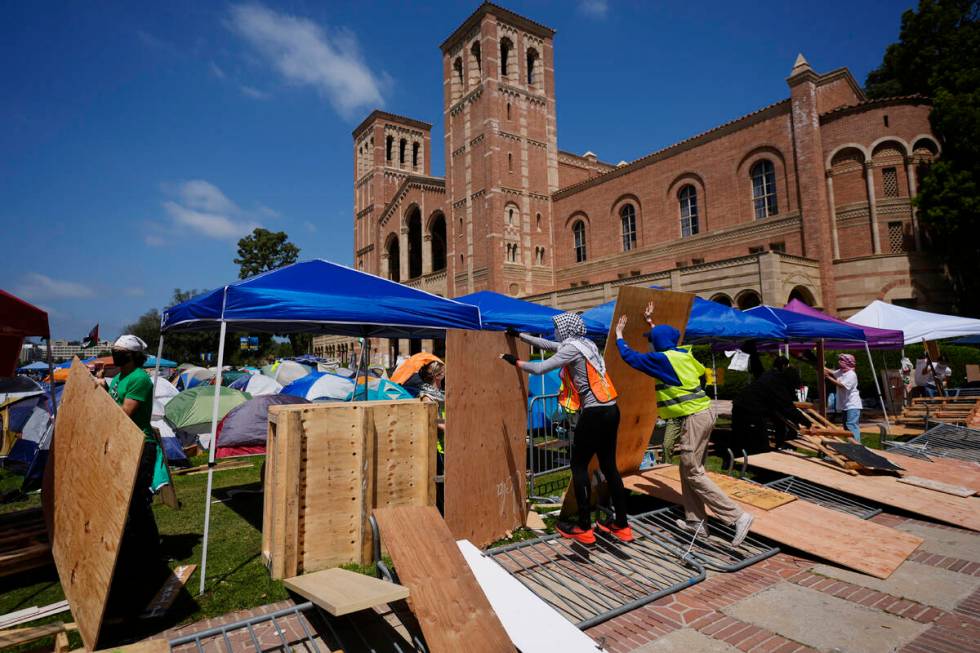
[
  {"left": 596, "top": 518, "right": 635, "bottom": 543},
  {"left": 556, "top": 521, "right": 596, "bottom": 545}
]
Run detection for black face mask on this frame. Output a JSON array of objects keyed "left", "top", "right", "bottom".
[{"left": 112, "top": 351, "right": 132, "bottom": 367}]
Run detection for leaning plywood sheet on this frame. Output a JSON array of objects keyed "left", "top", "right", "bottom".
[
  {"left": 374, "top": 506, "right": 513, "bottom": 653},
  {"left": 878, "top": 450, "right": 980, "bottom": 495},
  {"left": 652, "top": 465, "right": 796, "bottom": 510},
  {"left": 457, "top": 540, "right": 602, "bottom": 653},
  {"left": 262, "top": 400, "right": 437, "bottom": 578},
  {"left": 624, "top": 471, "right": 922, "bottom": 579},
  {"left": 897, "top": 476, "right": 975, "bottom": 497},
  {"left": 445, "top": 330, "right": 529, "bottom": 547},
  {"left": 284, "top": 567, "right": 408, "bottom": 616},
  {"left": 746, "top": 452, "right": 980, "bottom": 532},
  {"left": 50, "top": 358, "right": 145, "bottom": 649}
]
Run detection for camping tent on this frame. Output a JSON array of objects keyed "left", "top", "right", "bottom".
[
  {"left": 0, "top": 290, "right": 50, "bottom": 377},
  {"left": 455, "top": 290, "right": 606, "bottom": 337},
  {"left": 848, "top": 300, "right": 980, "bottom": 345},
  {"left": 782, "top": 299, "right": 904, "bottom": 349},
  {"left": 281, "top": 372, "right": 354, "bottom": 401},
  {"left": 215, "top": 395, "right": 310, "bottom": 458},
  {"left": 164, "top": 386, "right": 251, "bottom": 436},
  {"left": 17, "top": 361, "right": 50, "bottom": 373},
  {"left": 156, "top": 258, "right": 483, "bottom": 593},
  {"left": 229, "top": 373, "right": 282, "bottom": 396},
  {"left": 261, "top": 360, "right": 312, "bottom": 385},
  {"left": 582, "top": 294, "right": 787, "bottom": 342},
  {"left": 144, "top": 355, "right": 178, "bottom": 368}
]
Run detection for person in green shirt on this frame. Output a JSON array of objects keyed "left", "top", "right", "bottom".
[{"left": 99, "top": 334, "right": 168, "bottom": 615}]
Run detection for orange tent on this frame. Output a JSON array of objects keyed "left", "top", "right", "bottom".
[{"left": 390, "top": 352, "right": 442, "bottom": 385}]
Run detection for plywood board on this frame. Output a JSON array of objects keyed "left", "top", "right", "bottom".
[
  {"left": 561, "top": 287, "right": 693, "bottom": 519},
  {"left": 284, "top": 567, "right": 409, "bottom": 616},
  {"left": 445, "top": 330, "right": 529, "bottom": 548},
  {"left": 50, "top": 359, "right": 145, "bottom": 649},
  {"left": 624, "top": 471, "right": 922, "bottom": 579},
  {"left": 262, "top": 400, "right": 437, "bottom": 578},
  {"left": 140, "top": 564, "right": 195, "bottom": 619},
  {"left": 878, "top": 450, "right": 980, "bottom": 494},
  {"left": 652, "top": 465, "right": 796, "bottom": 510},
  {"left": 373, "top": 506, "right": 513, "bottom": 653},
  {"left": 746, "top": 452, "right": 980, "bottom": 532},
  {"left": 897, "top": 476, "right": 975, "bottom": 497},
  {"left": 456, "top": 540, "right": 600, "bottom": 653}
]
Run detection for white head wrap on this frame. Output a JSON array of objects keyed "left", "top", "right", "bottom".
[
  {"left": 552, "top": 313, "right": 606, "bottom": 376},
  {"left": 113, "top": 334, "right": 148, "bottom": 352}
]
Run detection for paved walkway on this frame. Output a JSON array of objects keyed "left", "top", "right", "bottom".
[{"left": 150, "top": 512, "right": 980, "bottom": 653}]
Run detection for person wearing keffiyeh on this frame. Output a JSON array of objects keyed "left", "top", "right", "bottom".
[
  {"left": 825, "top": 353, "right": 862, "bottom": 441},
  {"left": 500, "top": 312, "right": 633, "bottom": 545}
]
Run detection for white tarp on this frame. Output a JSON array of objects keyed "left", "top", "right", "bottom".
[{"left": 848, "top": 300, "right": 980, "bottom": 345}]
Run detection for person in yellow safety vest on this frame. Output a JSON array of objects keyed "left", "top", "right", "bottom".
[
  {"left": 500, "top": 313, "right": 633, "bottom": 545},
  {"left": 615, "top": 302, "right": 754, "bottom": 547}
]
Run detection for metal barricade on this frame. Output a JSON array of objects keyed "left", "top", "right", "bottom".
[{"left": 526, "top": 393, "right": 572, "bottom": 500}]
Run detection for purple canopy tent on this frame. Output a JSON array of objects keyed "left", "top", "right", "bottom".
[{"left": 782, "top": 299, "right": 903, "bottom": 430}]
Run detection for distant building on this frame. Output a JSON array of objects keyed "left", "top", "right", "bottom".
[
  {"left": 314, "top": 2, "right": 947, "bottom": 367},
  {"left": 48, "top": 339, "right": 112, "bottom": 362}
]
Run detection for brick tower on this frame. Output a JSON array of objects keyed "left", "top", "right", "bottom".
[
  {"left": 440, "top": 3, "right": 559, "bottom": 297},
  {"left": 352, "top": 111, "right": 433, "bottom": 277}
]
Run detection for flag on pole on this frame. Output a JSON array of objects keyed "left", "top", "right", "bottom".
[{"left": 82, "top": 324, "right": 99, "bottom": 349}]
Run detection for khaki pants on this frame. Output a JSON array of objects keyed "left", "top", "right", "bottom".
[
  {"left": 674, "top": 404, "right": 743, "bottom": 525},
  {"left": 662, "top": 418, "right": 682, "bottom": 463}
]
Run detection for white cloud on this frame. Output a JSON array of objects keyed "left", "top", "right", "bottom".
[
  {"left": 157, "top": 180, "right": 266, "bottom": 241},
  {"left": 209, "top": 61, "right": 227, "bottom": 79},
  {"left": 303, "top": 220, "right": 317, "bottom": 233},
  {"left": 578, "top": 0, "right": 609, "bottom": 18},
  {"left": 123, "top": 287, "right": 145, "bottom": 297},
  {"left": 15, "top": 273, "right": 95, "bottom": 300},
  {"left": 240, "top": 84, "right": 270, "bottom": 100},
  {"left": 227, "top": 3, "right": 385, "bottom": 117}
]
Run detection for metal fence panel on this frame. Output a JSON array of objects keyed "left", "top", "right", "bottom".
[{"left": 527, "top": 393, "right": 572, "bottom": 500}]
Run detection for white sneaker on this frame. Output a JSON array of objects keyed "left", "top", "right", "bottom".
[
  {"left": 731, "top": 512, "right": 754, "bottom": 547},
  {"left": 675, "top": 518, "right": 710, "bottom": 538}
]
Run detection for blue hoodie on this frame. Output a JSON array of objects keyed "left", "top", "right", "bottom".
[{"left": 616, "top": 324, "right": 684, "bottom": 386}]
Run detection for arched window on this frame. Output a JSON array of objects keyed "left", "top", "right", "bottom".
[
  {"left": 736, "top": 290, "right": 762, "bottom": 310},
  {"left": 508, "top": 152, "right": 513, "bottom": 172},
  {"left": 535, "top": 212, "right": 541, "bottom": 230},
  {"left": 710, "top": 294, "right": 733, "bottom": 307},
  {"left": 573, "top": 220, "right": 587, "bottom": 262},
  {"left": 407, "top": 207, "right": 422, "bottom": 279},
  {"left": 620, "top": 204, "right": 637, "bottom": 251},
  {"left": 506, "top": 205, "right": 516, "bottom": 225},
  {"left": 385, "top": 135, "right": 393, "bottom": 162},
  {"left": 430, "top": 213, "right": 447, "bottom": 272},
  {"left": 506, "top": 102, "right": 511, "bottom": 120},
  {"left": 751, "top": 160, "right": 778, "bottom": 219},
  {"left": 679, "top": 185, "right": 699, "bottom": 237},
  {"left": 386, "top": 236, "right": 400, "bottom": 282},
  {"left": 412, "top": 142, "right": 420, "bottom": 169},
  {"left": 399, "top": 138, "right": 407, "bottom": 166},
  {"left": 469, "top": 41, "right": 481, "bottom": 86},
  {"left": 500, "top": 37, "right": 513, "bottom": 78},
  {"left": 454, "top": 57, "right": 463, "bottom": 85},
  {"left": 526, "top": 47, "right": 539, "bottom": 85}
]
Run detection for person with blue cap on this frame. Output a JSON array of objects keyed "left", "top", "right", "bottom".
[{"left": 615, "top": 302, "right": 754, "bottom": 547}]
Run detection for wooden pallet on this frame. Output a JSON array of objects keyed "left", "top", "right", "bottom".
[
  {"left": 0, "top": 508, "right": 52, "bottom": 578},
  {"left": 262, "top": 400, "right": 438, "bottom": 579}
]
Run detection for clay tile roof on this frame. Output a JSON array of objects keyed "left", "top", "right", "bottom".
[
  {"left": 818, "top": 94, "right": 930, "bottom": 120},
  {"left": 553, "top": 98, "right": 792, "bottom": 199}
]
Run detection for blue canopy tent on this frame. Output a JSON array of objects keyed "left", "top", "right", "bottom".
[
  {"left": 455, "top": 290, "right": 606, "bottom": 337},
  {"left": 157, "top": 259, "right": 483, "bottom": 594},
  {"left": 17, "top": 361, "right": 49, "bottom": 372},
  {"left": 581, "top": 295, "right": 788, "bottom": 342},
  {"left": 144, "top": 355, "right": 178, "bottom": 368},
  {"left": 745, "top": 305, "right": 866, "bottom": 341}
]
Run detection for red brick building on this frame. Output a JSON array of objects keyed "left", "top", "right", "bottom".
[{"left": 317, "top": 2, "right": 948, "bottom": 363}]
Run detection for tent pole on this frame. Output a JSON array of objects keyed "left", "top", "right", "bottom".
[
  {"left": 152, "top": 335, "right": 164, "bottom": 389},
  {"left": 865, "top": 342, "right": 891, "bottom": 437},
  {"left": 817, "top": 339, "right": 827, "bottom": 417},
  {"left": 45, "top": 338, "right": 57, "bottom": 420},
  {"left": 710, "top": 351, "right": 718, "bottom": 399},
  {"left": 199, "top": 320, "right": 227, "bottom": 595}
]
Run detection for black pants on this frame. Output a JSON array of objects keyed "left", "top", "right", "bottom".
[
  {"left": 731, "top": 405, "right": 772, "bottom": 456},
  {"left": 570, "top": 404, "right": 629, "bottom": 529}
]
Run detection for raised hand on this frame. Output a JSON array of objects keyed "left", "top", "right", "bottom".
[
  {"left": 615, "top": 314, "right": 628, "bottom": 340},
  {"left": 643, "top": 301, "right": 656, "bottom": 327}
]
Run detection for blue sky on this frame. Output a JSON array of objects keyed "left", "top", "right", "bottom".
[{"left": 1, "top": 0, "right": 913, "bottom": 340}]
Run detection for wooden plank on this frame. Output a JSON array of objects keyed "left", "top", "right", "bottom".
[
  {"left": 50, "top": 359, "right": 145, "bottom": 650},
  {"left": 624, "top": 471, "right": 922, "bottom": 579},
  {"left": 94, "top": 638, "right": 169, "bottom": 653},
  {"left": 651, "top": 465, "right": 796, "bottom": 510},
  {"left": 746, "top": 452, "right": 980, "bottom": 532},
  {"left": 283, "top": 567, "right": 409, "bottom": 616},
  {"left": 140, "top": 564, "right": 196, "bottom": 619},
  {"left": 0, "top": 621, "right": 69, "bottom": 648},
  {"left": 878, "top": 450, "right": 980, "bottom": 495},
  {"left": 373, "top": 506, "right": 513, "bottom": 653},
  {"left": 457, "top": 540, "right": 599, "bottom": 653},
  {"left": 561, "top": 287, "right": 693, "bottom": 519},
  {"left": 445, "top": 330, "right": 528, "bottom": 548},
  {"left": 898, "top": 476, "right": 975, "bottom": 497}
]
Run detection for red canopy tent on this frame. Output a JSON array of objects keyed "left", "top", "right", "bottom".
[{"left": 0, "top": 290, "right": 50, "bottom": 377}]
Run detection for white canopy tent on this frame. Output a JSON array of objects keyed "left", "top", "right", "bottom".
[{"left": 848, "top": 300, "right": 980, "bottom": 345}]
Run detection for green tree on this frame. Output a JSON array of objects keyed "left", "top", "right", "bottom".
[
  {"left": 234, "top": 228, "right": 301, "bottom": 280},
  {"left": 864, "top": 0, "right": 980, "bottom": 315}
]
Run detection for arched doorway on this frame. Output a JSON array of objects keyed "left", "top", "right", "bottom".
[
  {"left": 736, "top": 290, "right": 762, "bottom": 310},
  {"left": 788, "top": 285, "right": 815, "bottom": 306},
  {"left": 710, "top": 293, "right": 733, "bottom": 307},
  {"left": 430, "top": 212, "right": 447, "bottom": 272},
  {"left": 385, "top": 234, "right": 400, "bottom": 282},
  {"left": 406, "top": 206, "right": 422, "bottom": 279}
]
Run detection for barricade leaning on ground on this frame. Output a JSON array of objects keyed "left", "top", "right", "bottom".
[{"left": 261, "top": 399, "right": 437, "bottom": 578}]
